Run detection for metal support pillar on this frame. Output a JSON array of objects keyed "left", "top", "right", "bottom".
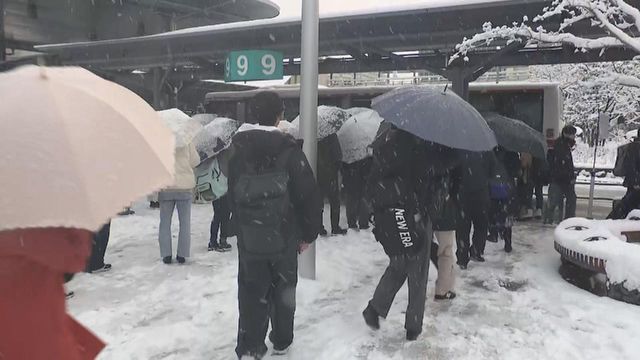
[
  {"left": 0, "top": 0, "right": 6, "bottom": 62},
  {"left": 298, "top": 0, "right": 319, "bottom": 280}
]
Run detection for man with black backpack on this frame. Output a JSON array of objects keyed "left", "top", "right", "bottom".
[
  {"left": 362, "top": 125, "right": 432, "bottom": 342},
  {"left": 608, "top": 131, "right": 640, "bottom": 219},
  {"left": 227, "top": 92, "right": 322, "bottom": 360}
]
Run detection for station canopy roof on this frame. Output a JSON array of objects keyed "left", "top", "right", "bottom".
[{"left": 36, "top": 0, "right": 640, "bottom": 79}]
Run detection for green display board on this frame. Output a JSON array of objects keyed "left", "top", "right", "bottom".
[{"left": 224, "top": 50, "right": 284, "bottom": 82}]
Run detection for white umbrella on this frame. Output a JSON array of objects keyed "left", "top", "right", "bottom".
[
  {"left": 337, "top": 109, "right": 384, "bottom": 163},
  {"left": 158, "top": 108, "right": 203, "bottom": 147},
  {"left": 192, "top": 113, "right": 217, "bottom": 127},
  {"left": 194, "top": 117, "right": 240, "bottom": 157},
  {"left": 290, "top": 105, "right": 350, "bottom": 139},
  {"left": 0, "top": 65, "right": 175, "bottom": 232}
]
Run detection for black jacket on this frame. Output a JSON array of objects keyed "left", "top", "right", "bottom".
[
  {"left": 455, "top": 151, "right": 495, "bottom": 196},
  {"left": 317, "top": 133, "right": 343, "bottom": 184},
  {"left": 366, "top": 127, "right": 427, "bottom": 211},
  {"left": 623, "top": 139, "right": 640, "bottom": 188},
  {"left": 342, "top": 157, "right": 373, "bottom": 192},
  {"left": 227, "top": 129, "right": 322, "bottom": 246},
  {"left": 549, "top": 136, "right": 575, "bottom": 184}
]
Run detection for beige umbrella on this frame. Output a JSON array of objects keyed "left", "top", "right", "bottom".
[{"left": 0, "top": 65, "right": 175, "bottom": 232}]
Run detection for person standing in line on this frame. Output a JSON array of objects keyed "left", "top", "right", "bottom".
[
  {"left": 530, "top": 156, "right": 547, "bottom": 219},
  {"left": 426, "top": 171, "right": 459, "bottom": 300},
  {"left": 342, "top": 157, "right": 373, "bottom": 230},
  {"left": 158, "top": 140, "right": 200, "bottom": 265},
  {"left": 608, "top": 132, "right": 640, "bottom": 219},
  {"left": 317, "top": 133, "right": 348, "bottom": 235},
  {"left": 228, "top": 92, "right": 321, "bottom": 359},
  {"left": 208, "top": 195, "right": 232, "bottom": 252},
  {"left": 517, "top": 152, "right": 533, "bottom": 219},
  {"left": 488, "top": 149, "right": 520, "bottom": 253},
  {"left": 86, "top": 222, "right": 112, "bottom": 273},
  {"left": 455, "top": 151, "right": 493, "bottom": 268},
  {"left": 544, "top": 125, "right": 577, "bottom": 224},
  {"left": 362, "top": 126, "right": 431, "bottom": 341}
]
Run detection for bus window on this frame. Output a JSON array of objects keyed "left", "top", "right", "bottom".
[{"left": 469, "top": 91, "right": 544, "bottom": 132}]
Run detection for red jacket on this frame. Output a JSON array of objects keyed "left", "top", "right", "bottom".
[{"left": 0, "top": 228, "right": 105, "bottom": 360}]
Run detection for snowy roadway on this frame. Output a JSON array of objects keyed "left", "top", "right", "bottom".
[{"left": 66, "top": 203, "right": 639, "bottom": 360}]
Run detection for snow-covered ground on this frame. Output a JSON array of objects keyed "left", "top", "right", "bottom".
[{"left": 66, "top": 203, "right": 640, "bottom": 360}]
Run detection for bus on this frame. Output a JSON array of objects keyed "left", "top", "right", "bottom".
[{"left": 204, "top": 82, "right": 563, "bottom": 143}]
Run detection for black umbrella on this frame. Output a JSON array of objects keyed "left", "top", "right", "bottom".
[
  {"left": 484, "top": 113, "right": 547, "bottom": 159},
  {"left": 371, "top": 86, "right": 497, "bottom": 151}
]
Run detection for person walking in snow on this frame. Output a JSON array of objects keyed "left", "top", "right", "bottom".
[
  {"left": 455, "top": 151, "right": 493, "bottom": 268},
  {"left": 608, "top": 132, "right": 640, "bottom": 219},
  {"left": 157, "top": 140, "right": 200, "bottom": 265},
  {"left": 362, "top": 125, "right": 431, "bottom": 342},
  {"left": 227, "top": 92, "right": 322, "bottom": 359},
  {"left": 544, "top": 125, "right": 577, "bottom": 224},
  {"left": 317, "top": 133, "right": 348, "bottom": 235}
]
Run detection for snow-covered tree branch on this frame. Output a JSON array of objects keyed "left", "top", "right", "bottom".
[{"left": 452, "top": 0, "right": 640, "bottom": 85}]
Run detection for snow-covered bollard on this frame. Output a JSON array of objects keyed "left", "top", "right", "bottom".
[{"left": 554, "top": 216, "right": 640, "bottom": 305}]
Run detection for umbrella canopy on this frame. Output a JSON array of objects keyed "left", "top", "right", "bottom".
[
  {"left": 194, "top": 117, "right": 240, "bottom": 157},
  {"left": 158, "top": 108, "right": 203, "bottom": 147},
  {"left": 192, "top": 113, "right": 217, "bottom": 127},
  {"left": 371, "top": 85, "right": 497, "bottom": 151},
  {"left": 290, "top": 105, "right": 350, "bottom": 139},
  {"left": 484, "top": 113, "right": 548, "bottom": 159},
  {"left": 345, "top": 107, "right": 372, "bottom": 116},
  {"left": 337, "top": 109, "right": 384, "bottom": 163},
  {"left": 0, "top": 65, "right": 175, "bottom": 232}
]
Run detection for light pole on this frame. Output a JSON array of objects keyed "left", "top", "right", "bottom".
[{"left": 298, "top": 0, "right": 319, "bottom": 280}]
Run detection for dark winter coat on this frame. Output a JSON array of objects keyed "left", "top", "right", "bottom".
[
  {"left": 317, "top": 133, "right": 343, "bottom": 186},
  {"left": 342, "top": 157, "right": 373, "bottom": 192},
  {"left": 367, "top": 127, "right": 430, "bottom": 256},
  {"left": 623, "top": 139, "right": 640, "bottom": 188},
  {"left": 227, "top": 129, "right": 322, "bottom": 249},
  {"left": 455, "top": 151, "right": 495, "bottom": 196},
  {"left": 549, "top": 136, "right": 576, "bottom": 184},
  {"left": 415, "top": 144, "right": 461, "bottom": 232},
  {"left": 366, "top": 127, "right": 427, "bottom": 211}
]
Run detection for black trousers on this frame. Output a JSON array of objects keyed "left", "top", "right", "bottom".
[
  {"left": 608, "top": 188, "right": 640, "bottom": 219},
  {"left": 210, "top": 195, "right": 231, "bottom": 243},
  {"left": 236, "top": 253, "right": 298, "bottom": 359},
  {"left": 533, "top": 181, "right": 544, "bottom": 210},
  {"left": 344, "top": 187, "right": 369, "bottom": 229},
  {"left": 319, "top": 171, "right": 342, "bottom": 231},
  {"left": 456, "top": 191, "right": 490, "bottom": 265},
  {"left": 87, "top": 222, "right": 111, "bottom": 272}
]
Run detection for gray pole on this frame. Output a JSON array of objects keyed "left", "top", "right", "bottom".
[
  {"left": 0, "top": 0, "right": 6, "bottom": 62},
  {"left": 298, "top": 0, "right": 319, "bottom": 280}
]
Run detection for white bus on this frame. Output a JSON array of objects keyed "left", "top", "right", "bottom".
[{"left": 205, "top": 82, "right": 563, "bottom": 143}]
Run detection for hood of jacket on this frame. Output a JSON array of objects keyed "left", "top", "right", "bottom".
[{"left": 231, "top": 126, "right": 299, "bottom": 162}]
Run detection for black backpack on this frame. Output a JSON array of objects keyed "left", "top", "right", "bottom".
[{"left": 232, "top": 148, "right": 292, "bottom": 259}]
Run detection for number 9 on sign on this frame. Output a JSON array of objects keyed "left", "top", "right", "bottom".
[
  {"left": 261, "top": 54, "right": 276, "bottom": 75},
  {"left": 225, "top": 58, "right": 231, "bottom": 77},
  {"left": 237, "top": 55, "right": 249, "bottom": 76}
]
